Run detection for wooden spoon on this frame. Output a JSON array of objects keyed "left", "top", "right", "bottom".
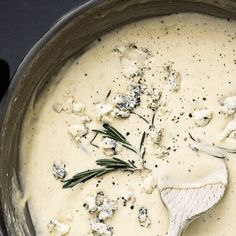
[{"left": 161, "top": 182, "right": 226, "bottom": 236}]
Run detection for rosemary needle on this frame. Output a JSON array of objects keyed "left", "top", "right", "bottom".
[
  {"left": 106, "top": 90, "right": 112, "bottom": 100},
  {"left": 139, "top": 132, "right": 146, "bottom": 152},
  {"left": 130, "top": 111, "right": 149, "bottom": 124},
  {"left": 92, "top": 123, "right": 137, "bottom": 153}
]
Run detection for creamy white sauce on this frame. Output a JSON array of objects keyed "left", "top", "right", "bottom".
[{"left": 19, "top": 13, "right": 236, "bottom": 235}]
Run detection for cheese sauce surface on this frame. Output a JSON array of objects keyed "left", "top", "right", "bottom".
[{"left": 20, "top": 13, "right": 236, "bottom": 236}]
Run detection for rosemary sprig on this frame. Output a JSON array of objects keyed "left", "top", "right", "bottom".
[
  {"left": 62, "top": 157, "right": 137, "bottom": 188},
  {"left": 92, "top": 123, "right": 137, "bottom": 153},
  {"left": 189, "top": 133, "right": 236, "bottom": 159}
]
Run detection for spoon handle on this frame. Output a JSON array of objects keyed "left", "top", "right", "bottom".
[{"left": 167, "top": 216, "right": 185, "bottom": 236}]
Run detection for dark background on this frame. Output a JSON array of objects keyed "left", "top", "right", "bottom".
[{"left": 0, "top": 0, "right": 87, "bottom": 98}]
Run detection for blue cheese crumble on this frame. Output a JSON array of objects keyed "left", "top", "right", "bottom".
[
  {"left": 111, "top": 108, "right": 130, "bottom": 119},
  {"left": 192, "top": 109, "right": 213, "bottom": 127},
  {"left": 114, "top": 43, "right": 152, "bottom": 80},
  {"left": 97, "top": 198, "right": 118, "bottom": 221},
  {"left": 141, "top": 175, "right": 157, "bottom": 194},
  {"left": 163, "top": 62, "right": 182, "bottom": 92},
  {"left": 102, "top": 137, "right": 123, "bottom": 156},
  {"left": 146, "top": 88, "right": 162, "bottom": 111},
  {"left": 95, "top": 103, "right": 114, "bottom": 123},
  {"left": 138, "top": 207, "right": 151, "bottom": 228},
  {"left": 52, "top": 161, "right": 67, "bottom": 180},
  {"left": 91, "top": 222, "right": 113, "bottom": 236},
  {"left": 84, "top": 192, "right": 117, "bottom": 221},
  {"left": 83, "top": 192, "right": 105, "bottom": 213},
  {"left": 47, "top": 219, "right": 70, "bottom": 236},
  {"left": 113, "top": 93, "right": 140, "bottom": 112},
  {"left": 53, "top": 97, "right": 85, "bottom": 115},
  {"left": 219, "top": 95, "right": 236, "bottom": 115},
  {"left": 121, "top": 190, "right": 135, "bottom": 202},
  {"left": 67, "top": 124, "right": 88, "bottom": 142}
]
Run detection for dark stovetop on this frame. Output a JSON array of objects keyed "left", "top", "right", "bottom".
[
  {"left": 0, "top": 0, "right": 87, "bottom": 99},
  {"left": 0, "top": 1, "right": 87, "bottom": 234}
]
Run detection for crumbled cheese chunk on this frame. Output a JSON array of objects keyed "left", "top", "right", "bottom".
[
  {"left": 95, "top": 103, "right": 114, "bottom": 123},
  {"left": 111, "top": 83, "right": 145, "bottom": 118},
  {"left": 220, "top": 95, "right": 236, "bottom": 115},
  {"left": 146, "top": 89, "right": 162, "bottom": 111},
  {"left": 53, "top": 97, "right": 86, "bottom": 115},
  {"left": 84, "top": 192, "right": 117, "bottom": 221},
  {"left": 138, "top": 207, "right": 151, "bottom": 228},
  {"left": 113, "top": 94, "right": 140, "bottom": 112},
  {"left": 68, "top": 124, "right": 88, "bottom": 142},
  {"left": 129, "top": 83, "right": 147, "bottom": 98},
  {"left": 111, "top": 108, "right": 130, "bottom": 119},
  {"left": 115, "top": 43, "right": 151, "bottom": 79},
  {"left": 52, "top": 103, "right": 63, "bottom": 113},
  {"left": 97, "top": 198, "right": 118, "bottom": 221},
  {"left": 95, "top": 191, "right": 105, "bottom": 207},
  {"left": 102, "top": 137, "right": 122, "bottom": 156},
  {"left": 62, "top": 98, "right": 74, "bottom": 113},
  {"left": 166, "top": 71, "right": 181, "bottom": 92},
  {"left": 163, "top": 62, "right": 181, "bottom": 92},
  {"left": 121, "top": 190, "right": 135, "bottom": 201},
  {"left": 52, "top": 161, "right": 67, "bottom": 180},
  {"left": 72, "top": 101, "right": 85, "bottom": 115},
  {"left": 84, "top": 194, "right": 99, "bottom": 213},
  {"left": 47, "top": 219, "right": 70, "bottom": 236},
  {"left": 149, "top": 126, "right": 163, "bottom": 145},
  {"left": 220, "top": 119, "right": 236, "bottom": 140},
  {"left": 84, "top": 192, "right": 105, "bottom": 213},
  {"left": 141, "top": 175, "right": 157, "bottom": 194},
  {"left": 192, "top": 109, "right": 212, "bottom": 127},
  {"left": 121, "top": 190, "right": 135, "bottom": 206},
  {"left": 91, "top": 222, "right": 113, "bottom": 236}
]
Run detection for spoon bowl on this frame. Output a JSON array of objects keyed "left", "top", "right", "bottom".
[{"left": 161, "top": 183, "right": 226, "bottom": 236}]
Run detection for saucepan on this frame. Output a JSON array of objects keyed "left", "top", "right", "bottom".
[{"left": 0, "top": 0, "right": 236, "bottom": 235}]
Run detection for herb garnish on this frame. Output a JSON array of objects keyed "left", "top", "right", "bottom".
[
  {"left": 62, "top": 157, "right": 137, "bottom": 188},
  {"left": 189, "top": 133, "right": 236, "bottom": 159},
  {"left": 70, "top": 125, "right": 149, "bottom": 189},
  {"left": 106, "top": 90, "right": 111, "bottom": 100},
  {"left": 92, "top": 123, "right": 137, "bottom": 153}
]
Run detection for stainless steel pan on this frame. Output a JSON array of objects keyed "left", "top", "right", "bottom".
[{"left": 1, "top": 0, "right": 236, "bottom": 235}]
